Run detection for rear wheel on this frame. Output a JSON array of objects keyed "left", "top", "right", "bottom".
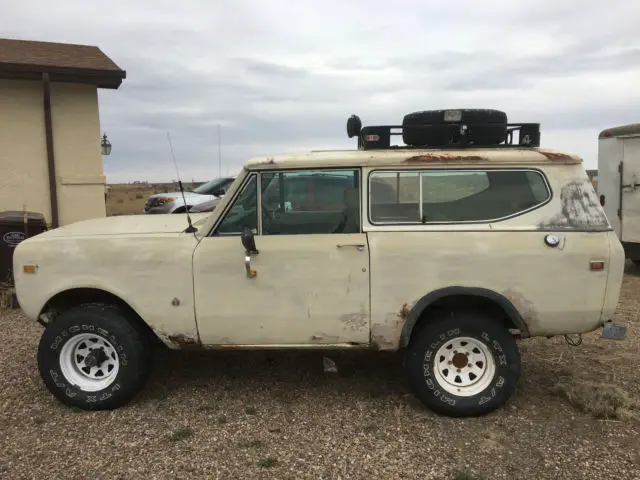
[
  {"left": 37, "top": 303, "right": 152, "bottom": 410},
  {"left": 405, "top": 310, "right": 520, "bottom": 417}
]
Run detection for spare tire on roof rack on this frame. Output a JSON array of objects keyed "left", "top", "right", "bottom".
[{"left": 402, "top": 109, "right": 508, "bottom": 147}]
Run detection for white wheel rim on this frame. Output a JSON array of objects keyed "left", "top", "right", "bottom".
[
  {"left": 432, "top": 336, "right": 496, "bottom": 397},
  {"left": 59, "top": 333, "right": 120, "bottom": 392}
]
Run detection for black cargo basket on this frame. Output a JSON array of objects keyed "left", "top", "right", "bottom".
[
  {"left": 0, "top": 211, "right": 47, "bottom": 287},
  {"left": 346, "top": 109, "right": 541, "bottom": 150}
]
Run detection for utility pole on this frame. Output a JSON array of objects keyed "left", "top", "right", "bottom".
[{"left": 217, "top": 124, "right": 222, "bottom": 178}]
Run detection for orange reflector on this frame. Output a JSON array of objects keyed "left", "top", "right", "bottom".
[
  {"left": 23, "top": 265, "right": 36, "bottom": 274},
  {"left": 590, "top": 261, "right": 605, "bottom": 271},
  {"left": 366, "top": 135, "right": 380, "bottom": 141}
]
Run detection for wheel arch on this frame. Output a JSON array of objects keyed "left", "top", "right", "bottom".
[
  {"left": 400, "top": 286, "right": 530, "bottom": 347},
  {"left": 40, "top": 287, "right": 165, "bottom": 347}
]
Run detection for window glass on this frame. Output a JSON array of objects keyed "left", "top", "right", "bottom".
[
  {"left": 369, "top": 172, "right": 420, "bottom": 223},
  {"left": 261, "top": 170, "right": 360, "bottom": 235},
  {"left": 369, "top": 169, "right": 550, "bottom": 223},
  {"left": 214, "top": 174, "right": 258, "bottom": 235},
  {"left": 422, "top": 171, "right": 489, "bottom": 203}
]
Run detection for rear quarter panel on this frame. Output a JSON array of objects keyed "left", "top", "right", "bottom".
[{"left": 364, "top": 164, "right": 618, "bottom": 349}]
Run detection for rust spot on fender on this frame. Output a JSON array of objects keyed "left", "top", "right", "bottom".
[
  {"left": 405, "top": 154, "right": 487, "bottom": 163},
  {"left": 310, "top": 333, "right": 341, "bottom": 343},
  {"left": 502, "top": 289, "right": 540, "bottom": 334},
  {"left": 168, "top": 333, "right": 200, "bottom": 348},
  {"left": 371, "top": 302, "right": 414, "bottom": 350},
  {"left": 399, "top": 303, "right": 411, "bottom": 319}
]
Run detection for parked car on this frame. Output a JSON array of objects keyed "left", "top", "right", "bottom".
[
  {"left": 143, "top": 177, "right": 235, "bottom": 214},
  {"left": 13, "top": 108, "right": 627, "bottom": 418},
  {"left": 189, "top": 172, "right": 383, "bottom": 213}
]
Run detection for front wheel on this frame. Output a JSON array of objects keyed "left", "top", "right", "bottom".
[
  {"left": 405, "top": 311, "right": 521, "bottom": 417},
  {"left": 37, "top": 303, "right": 152, "bottom": 410}
]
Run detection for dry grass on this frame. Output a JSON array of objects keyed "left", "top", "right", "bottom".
[
  {"left": 168, "top": 427, "right": 195, "bottom": 442},
  {"left": 553, "top": 380, "right": 638, "bottom": 420}
]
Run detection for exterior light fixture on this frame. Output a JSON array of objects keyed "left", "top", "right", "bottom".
[{"left": 101, "top": 133, "right": 112, "bottom": 156}]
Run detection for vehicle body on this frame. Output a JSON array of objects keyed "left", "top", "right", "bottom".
[
  {"left": 144, "top": 177, "right": 234, "bottom": 214},
  {"left": 13, "top": 109, "right": 627, "bottom": 417},
  {"left": 597, "top": 124, "right": 640, "bottom": 263}
]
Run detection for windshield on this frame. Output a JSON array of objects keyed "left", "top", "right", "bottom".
[{"left": 193, "top": 178, "right": 232, "bottom": 195}]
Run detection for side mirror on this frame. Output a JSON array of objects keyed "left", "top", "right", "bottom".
[{"left": 241, "top": 227, "right": 259, "bottom": 255}]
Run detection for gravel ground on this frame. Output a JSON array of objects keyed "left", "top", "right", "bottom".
[{"left": 1, "top": 272, "right": 639, "bottom": 480}]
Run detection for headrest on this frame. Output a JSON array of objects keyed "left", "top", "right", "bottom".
[{"left": 343, "top": 188, "right": 359, "bottom": 209}]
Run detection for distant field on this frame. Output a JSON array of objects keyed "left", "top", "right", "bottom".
[{"left": 106, "top": 182, "right": 201, "bottom": 216}]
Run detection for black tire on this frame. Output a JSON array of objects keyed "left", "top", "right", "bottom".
[
  {"left": 37, "top": 303, "right": 152, "bottom": 410},
  {"left": 172, "top": 206, "right": 189, "bottom": 213},
  {"left": 402, "top": 109, "right": 507, "bottom": 147},
  {"left": 405, "top": 310, "right": 520, "bottom": 417}
]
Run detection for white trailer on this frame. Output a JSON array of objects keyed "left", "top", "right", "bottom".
[{"left": 598, "top": 123, "right": 640, "bottom": 263}]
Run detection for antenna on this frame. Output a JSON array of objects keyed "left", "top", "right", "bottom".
[
  {"left": 217, "top": 124, "right": 222, "bottom": 178},
  {"left": 167, "top": 132, "right": 197, "bottom": 233}
]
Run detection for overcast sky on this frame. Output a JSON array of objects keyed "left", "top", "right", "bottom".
[{"left": 3, "top": 0, "right": 640, "bottom": 183}]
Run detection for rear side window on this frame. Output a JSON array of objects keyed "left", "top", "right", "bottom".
[{"left": 369, "top": 169, "right": 550, "bottom": 224}]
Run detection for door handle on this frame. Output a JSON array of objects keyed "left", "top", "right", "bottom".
[
  {"left": 336, "top": 243, "right": 366, "bottom": 252},
  {"left": 244, "top": 254, "right": 257, "bottom": 278}
]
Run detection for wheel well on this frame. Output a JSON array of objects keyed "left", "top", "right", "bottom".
[
  {"left": 172, "top": 206, "right": 189, "bottom": 213},
  {"left": 406, "top": 294, "right": 524, "bottom": 345},
  {"left": 41, "top": 288, "right": 160, "bottom": 344}
]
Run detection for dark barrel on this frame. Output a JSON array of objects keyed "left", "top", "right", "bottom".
[{"left": 0, "top": 211, "right": 47, "bottom": 286}]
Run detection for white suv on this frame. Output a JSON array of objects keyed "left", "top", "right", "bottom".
[{"left": 12, "top": 109, "right": 627, "bottom": 417}]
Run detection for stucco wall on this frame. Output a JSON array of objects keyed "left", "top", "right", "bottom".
[
  {"left": 50, "top": 82, "right": 106, "bottom": 225},
  {"left": 0, "top": 79, "right": 51, "bottom": 221},
  {"left": 0, "top": 79, "right": 106, "bottom": 227}
]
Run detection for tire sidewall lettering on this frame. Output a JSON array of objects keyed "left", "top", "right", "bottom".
[
  {"left": 421, "top": 327, "right": 508, "bottom": 407},
  {"left": 45, "top": 321, "right": 128, "bottom": 402}
]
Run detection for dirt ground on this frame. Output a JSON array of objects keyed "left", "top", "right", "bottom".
[
  {"left": 105, "top": 182, "right": 201, "bottom": 216},
  {"left": 1, "top": 271, "right": 639, "bottom": 479}
]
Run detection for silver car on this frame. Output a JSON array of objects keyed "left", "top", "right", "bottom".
[{"left": 144, "top": 177, "right": 235, "bottom": 214}]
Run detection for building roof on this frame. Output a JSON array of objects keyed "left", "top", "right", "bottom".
[
  {"left": 0, "top": 38, "right": 125, "bottom": 89},
  {"left": 598, "top": 123, "right": 640, "bottom": 139},
  {"left": 244, "top": 147, "right": 583, "bottom": 171}
]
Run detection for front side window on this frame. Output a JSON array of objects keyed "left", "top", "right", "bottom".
[
  {"left": 214, "top": 174, "right": 258, "bottom": 235},
  {"left": 369, "top": 169, "right": 550, "bottom": 224},
  {"left": 260, "top": 170, "right": 360, "bottom": 235}
]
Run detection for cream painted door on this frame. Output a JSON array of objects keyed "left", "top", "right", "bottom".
[{"left": 192, "top": 170, "right": 370, "bottom": 346}]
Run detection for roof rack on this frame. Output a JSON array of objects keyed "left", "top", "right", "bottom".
[{"left": 346, "top": 114, "right": 541, "bottom": 151}]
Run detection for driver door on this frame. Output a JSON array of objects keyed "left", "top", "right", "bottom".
[{"left": 192, "top": 169, "right": 371, "bottom": 346}]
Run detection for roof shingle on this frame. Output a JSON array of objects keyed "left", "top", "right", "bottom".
[{"left": 0, "top": 38, "right": 125, "bottom": 88}]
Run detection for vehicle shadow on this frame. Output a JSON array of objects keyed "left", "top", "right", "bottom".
[{"left": 135, "top": 348, "right": 412, "bottom": 408}]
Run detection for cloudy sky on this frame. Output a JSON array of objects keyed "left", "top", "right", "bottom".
[{"left": 3, "top": 0, "right": 640, "bottom": 182}]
